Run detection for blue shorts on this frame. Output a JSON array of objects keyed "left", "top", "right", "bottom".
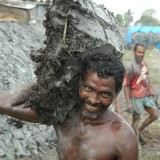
[{"left": 130, "top": 96, "right": 157, "bottom": 114}]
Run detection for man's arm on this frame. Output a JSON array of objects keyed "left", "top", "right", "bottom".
[
  {"left": 116, "top": 123, "right": 138, "bottom": 160},
  {"left": 0, "top": 84, "right": 39, "bottom": 123},
  {"left": 124, "top": 85, "right": 133, "bottom": 113},
  {"left": 148, "top": 76, "right": 155, "bottom": 95},
  {"left": 114, "top": 96, "right": 122, "bottom": 115}
]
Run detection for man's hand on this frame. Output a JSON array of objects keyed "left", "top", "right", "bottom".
[
  {"left": 128, "top": 103, "right": 134, "bottom": 114},
  {"left": 123, "top": 103, "right": 134, "bottom": 114},
  {"left": 0, "top": 83, "right": 39, "bottom": 123},
  {"left": 152, "top": 94, "right": 159, "bottom": 107},
  {"left": 114, "top": 96, "right": 123, "bottom": 115}
]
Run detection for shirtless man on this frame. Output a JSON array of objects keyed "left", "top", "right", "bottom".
[{"left": 0, "top": 53, "right": 138, "bottom": 160}]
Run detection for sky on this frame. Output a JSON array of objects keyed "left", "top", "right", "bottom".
[{"left": 92, "top": 0, "right": 160, "bottom": 23}]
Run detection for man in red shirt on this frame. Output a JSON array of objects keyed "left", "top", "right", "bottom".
[{"left": 123, "top": 43, "right": 159, "bottom": 145}]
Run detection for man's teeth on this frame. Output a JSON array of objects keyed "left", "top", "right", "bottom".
[{"left": 87, "top": 104, "right": 97, "bottom": 110}]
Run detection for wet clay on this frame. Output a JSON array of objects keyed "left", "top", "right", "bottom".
[{"left": 28, "top": 0, "right": 124, "bottom": 125}]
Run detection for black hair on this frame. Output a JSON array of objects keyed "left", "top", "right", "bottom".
[
  {"left": 134, "top": 43, "right": 146, "bottom": 52},
  {"left": 80, "top": 53, "right": 125, "bottom": 94}
]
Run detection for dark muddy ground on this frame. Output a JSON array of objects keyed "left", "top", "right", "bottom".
[
  {"left": 27, "top": 0, "right": 124, "bottom": 126},
  {"left": 0, "top": 22, "right": 57, "bottom": 160}
]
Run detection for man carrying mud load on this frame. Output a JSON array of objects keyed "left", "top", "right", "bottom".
[
  {"left": 0, "top": 53, "right": 138, "bottom": 160},
  {"left": 0, "top": 0, "right": 138, "bottom": 159}
]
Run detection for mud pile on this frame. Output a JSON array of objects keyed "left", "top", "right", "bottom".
[
  {"left": 0, "top": 22, "right": 44, "bottom": 93},
  {"left": 28, "top": 0, "right": 124, "bottom": 125},
  {"left": 0, "top": 0, "right": 124, "bottom": 158},
  {"left": 0, "top": 22, "right": 56, "bottom": 159}
]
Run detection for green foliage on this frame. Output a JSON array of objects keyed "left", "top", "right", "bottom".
[
  {"left": 115, "top": 9, "right": 134, "bottom": 27},
  {"left": 143, "top": 9, "right": 156, "bottom": 17},
  {"left": 124, "top": 9, "right": 134, "bottom": 27},
  {"left": 115, "top": 14, "right": 124, "bottom": 27},
  {"left": 115, "top": 8, "right": 160, "bottom": 26},
  {"left": 135, "top": 9, "right": 160, "bottom": 26},
  {"left": 136, "top": 15, "right": 160, "bottom": 26}
]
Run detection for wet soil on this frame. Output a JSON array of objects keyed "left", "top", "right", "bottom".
[
  {"left": 0, "top": 22, "right": 57, "bottom": 160},
  {"left": 27, "top": 0, "right": 124, "bottom": 125}
]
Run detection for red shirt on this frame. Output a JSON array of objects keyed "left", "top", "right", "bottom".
[{"left": 123, "top": 59, "right": 154, "bottom": 98}]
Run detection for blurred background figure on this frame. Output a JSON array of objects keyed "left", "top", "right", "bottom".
[
  {"left": 123, "top": 43, "right": 159, "bottom": 145},
  {"left": 109, "top": 96, "right": 123, "bottom": 115}
]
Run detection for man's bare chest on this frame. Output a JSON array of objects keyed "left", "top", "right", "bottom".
[{"left": 56, "top": 123, "right": 116, "bottom": 160}]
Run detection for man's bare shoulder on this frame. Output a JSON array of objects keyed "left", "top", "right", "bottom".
[
  {"left": 111, "top": 111, "right": 134, "bottom": 132},
  {"left": 103, "top": 110, "right": 136, "bottom": 140},
  {"left": 107, "top": 111, "right": 138, "bottom": 159}
]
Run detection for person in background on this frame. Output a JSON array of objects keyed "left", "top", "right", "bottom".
[
  {"left": 109, "top": 96, "right": 123, "bottom": 115},
  {"left": 123, "top": 43, "right": 159, "bottom": 145},
  {"left": 114, "top": 95, "right": 123, "bottom": 115}
]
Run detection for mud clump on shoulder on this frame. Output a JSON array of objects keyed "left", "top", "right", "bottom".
[{"left": 27, "top": 0, "right": 124, "bottom": 125}]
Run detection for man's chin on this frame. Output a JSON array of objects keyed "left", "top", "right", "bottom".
[
  {"left": 82, "top": 109, "right": 103, "bottom": 120},
  {"left": 136, "top": 57, "right": 143, "bottom": 63}
]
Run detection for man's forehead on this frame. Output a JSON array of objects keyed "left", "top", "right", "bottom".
[
  {"left": 84, "top": 70, "right": 115, "bottom": 82},
  {"left": 85, "top": 70, "right": 111, "bottom": 77}
]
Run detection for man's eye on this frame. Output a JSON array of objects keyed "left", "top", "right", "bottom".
[
  {"left": 84, "top": 86, "right": 91, "bottom": 91},
  {"left": 101, "top": 93, "right": 110, "bottom": 97}
]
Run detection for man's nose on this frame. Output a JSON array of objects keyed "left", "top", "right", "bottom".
[
  {"left": 88, "top": 93, "right": 100, "bottom": 104},
  {"left": 139, "top": 52, "right": 144, "bottom": 56}
]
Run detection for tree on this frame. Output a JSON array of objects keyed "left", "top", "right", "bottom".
[
  {"left": 135, "top": 9, "right": 160, "bottom": 26},
  {"left": 124, "top": 9, "right": 134, "bottom": 27},
  {"left": 143, "top": 9, "right": 156, "bottom": 17},
  {"left": 115, "top": 9, "right": 134, "bottom": 27},
  {"left": 115, "top": 14, "right": 124, "bottom": 27}
]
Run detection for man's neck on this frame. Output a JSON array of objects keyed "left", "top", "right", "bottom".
[{"left": 79, "top": 109, "right": 111, "bottom": 125}]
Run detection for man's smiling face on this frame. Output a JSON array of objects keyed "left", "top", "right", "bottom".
[{"left": 79, "top": 70, "right": 116, "bottom": 119}]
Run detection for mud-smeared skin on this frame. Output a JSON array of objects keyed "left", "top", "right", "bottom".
[{"left": 29, "top": 0, "right": 124, "bottom": 125}]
